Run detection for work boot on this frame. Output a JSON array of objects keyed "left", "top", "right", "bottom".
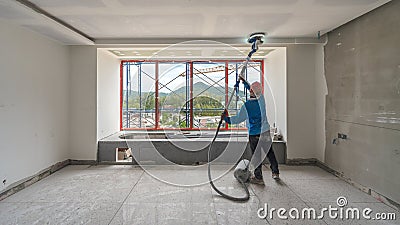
[{"left": 249, "top": 175, "right": 265, "bottom": 185}]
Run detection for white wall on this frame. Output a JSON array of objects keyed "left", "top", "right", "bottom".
[
  {"left": 314, "top": 46, "right": 327, "bottom": 162},
  {"left": 69, "top": 46, "right": 97, "bottom": 160},
  {"left": 286, "top": 44, "right": 324, "bottom": 159},
  {"left": 97, "top": 49, "right": 120, "bottom": 140},
  {"left": 69, "top": 44, "right": 326, "bottom": 161},
  {"left": 264, "top": 47, "right": 287, "bottom": 140},
  {"left": 0, "top": 19, "right": 70, "bottom": 190},
  {"left": 264, "top": 45, "right": 325, "bottom": 161}
]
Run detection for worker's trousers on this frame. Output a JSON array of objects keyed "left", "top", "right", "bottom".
[{"left": 249, "top": 131, "right": 279, "bottom": 179}]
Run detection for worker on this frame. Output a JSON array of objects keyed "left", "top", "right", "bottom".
[{"left": 222, "top": 78, "right": 279, "bottom": 184}]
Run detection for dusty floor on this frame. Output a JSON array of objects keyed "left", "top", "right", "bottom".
[{"left": 0, "top": 165, "right": 398, "bottom": 225}]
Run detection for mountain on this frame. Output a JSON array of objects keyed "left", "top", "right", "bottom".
[
  {"left": 123, "top": 81, "right": 245, "bottom": 99},
  {"left": 122, "top": 90, "right": 167, "bottom": 98},
  {"left": 171, "top": 82, "right": 245, "bottom": 97}
]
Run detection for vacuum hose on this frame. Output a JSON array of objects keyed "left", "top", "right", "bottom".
[
  {"left": 207, "top": 33, "right": 265, "bottom": 202},
  {"left": 207, "top": 118, "right": 251, "bottom": 201}
]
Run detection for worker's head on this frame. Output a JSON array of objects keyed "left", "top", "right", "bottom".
[{"left": 250, "top": 81, "right": 262, "bottom": 97}]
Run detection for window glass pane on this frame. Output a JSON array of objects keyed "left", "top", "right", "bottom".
[
  {"left": 140, "top": 63, "right": 156, "bottom": 128},
  {"left": 227, "top": 62, "right": 246, "bottom": 129},
  {"left": 158, "top": 62, "right": 188, "bottom": 128},
  {"left": 122, "top": 62, "right": 155, "bottom": 129},
  {"left": 247, "top": 62, "right": 262, "bottom": 89},
  {"left": 192, "top": 62, "right": 225, "bottom": 129}
]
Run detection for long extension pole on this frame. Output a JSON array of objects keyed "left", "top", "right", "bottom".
[{"left": 207, "top": 35, "right": 264, "bottom": 202}]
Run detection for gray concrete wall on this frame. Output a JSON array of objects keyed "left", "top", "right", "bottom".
[
  {"left": 97, "top": 139, "right": 286, "bottom": 165},
  {"left": 324, "top": 1, "right": 400, "bottom": 203}
]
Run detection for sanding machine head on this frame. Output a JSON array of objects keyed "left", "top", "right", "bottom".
[{"left": 247, "top": 32, "right": 266, "bottom": 44}]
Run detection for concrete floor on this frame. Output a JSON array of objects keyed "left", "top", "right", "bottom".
[{"left": 0, "top": 165, "right": 398, "bottom": 225}]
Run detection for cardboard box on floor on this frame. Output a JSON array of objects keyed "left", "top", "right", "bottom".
[{"left": 116, "top": 148, "right": 132, "bottom": 161}]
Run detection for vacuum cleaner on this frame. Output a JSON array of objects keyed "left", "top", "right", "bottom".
[{"left": 207, "top": 32, "right": 266, "bottom": 202}]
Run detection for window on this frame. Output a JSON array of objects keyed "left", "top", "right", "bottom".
[
  {"left": 120, "top": 60, "right": 263, "bottom": 130},
  {"left": 158, "top": 62, "right": 188, "bottom": 128},
  {"left": 121, "top": 62, "right": 156, "bottom": 128}
]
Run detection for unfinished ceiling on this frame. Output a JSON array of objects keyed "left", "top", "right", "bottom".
[
  {"left": 107, "top": 46, "right": 275, "bottom": 59},
  {"left": 0, "top": 0, "right": 392, "bottom": 44}
]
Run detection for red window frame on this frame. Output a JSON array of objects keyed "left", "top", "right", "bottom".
[{"left": 120, "top": 59, "right": 264, "bottom": 131}]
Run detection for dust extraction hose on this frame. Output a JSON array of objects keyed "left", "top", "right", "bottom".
[{"left": 207, "top": 32, "right": 265, "bottom": 202}]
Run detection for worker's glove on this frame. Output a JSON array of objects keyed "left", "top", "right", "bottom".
[
  {"left": 221, "top": 109, "right": 228, "bottom": 120},
  {"left": 234, "top": 80, "right": 240, "bottom": 88},
  {"left": 234, "top": 75, "right": 246, "bottom": 88}
]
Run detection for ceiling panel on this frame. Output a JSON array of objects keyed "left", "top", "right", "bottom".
[
  {"left": 0, "top": 1, "right": 34, "bottom": 20},
  {"left": 1, "top": 0, "right": 393, "bottom": 44},
  {"left": 314, "top": 0, "right": 382, "bottom": 6},
  {"left": 60, "top": 14, "right": 204, "bottom": 38},
  {"left": 214, "top": 13, "right": 292, "bottom": 37},
  {"left": 30, "top": 0, "right": 106, "bottom": 8},
  {"left": 118, "top": 0, "right": 299, "bottom": 7}
]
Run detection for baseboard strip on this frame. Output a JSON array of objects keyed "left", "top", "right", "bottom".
[{"left": 0, "top": 159, "right": 70, "bottom": 201}]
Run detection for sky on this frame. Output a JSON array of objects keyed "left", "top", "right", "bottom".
[{"left": 123, "top": 61, "right": 262, "bottom": 94}]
